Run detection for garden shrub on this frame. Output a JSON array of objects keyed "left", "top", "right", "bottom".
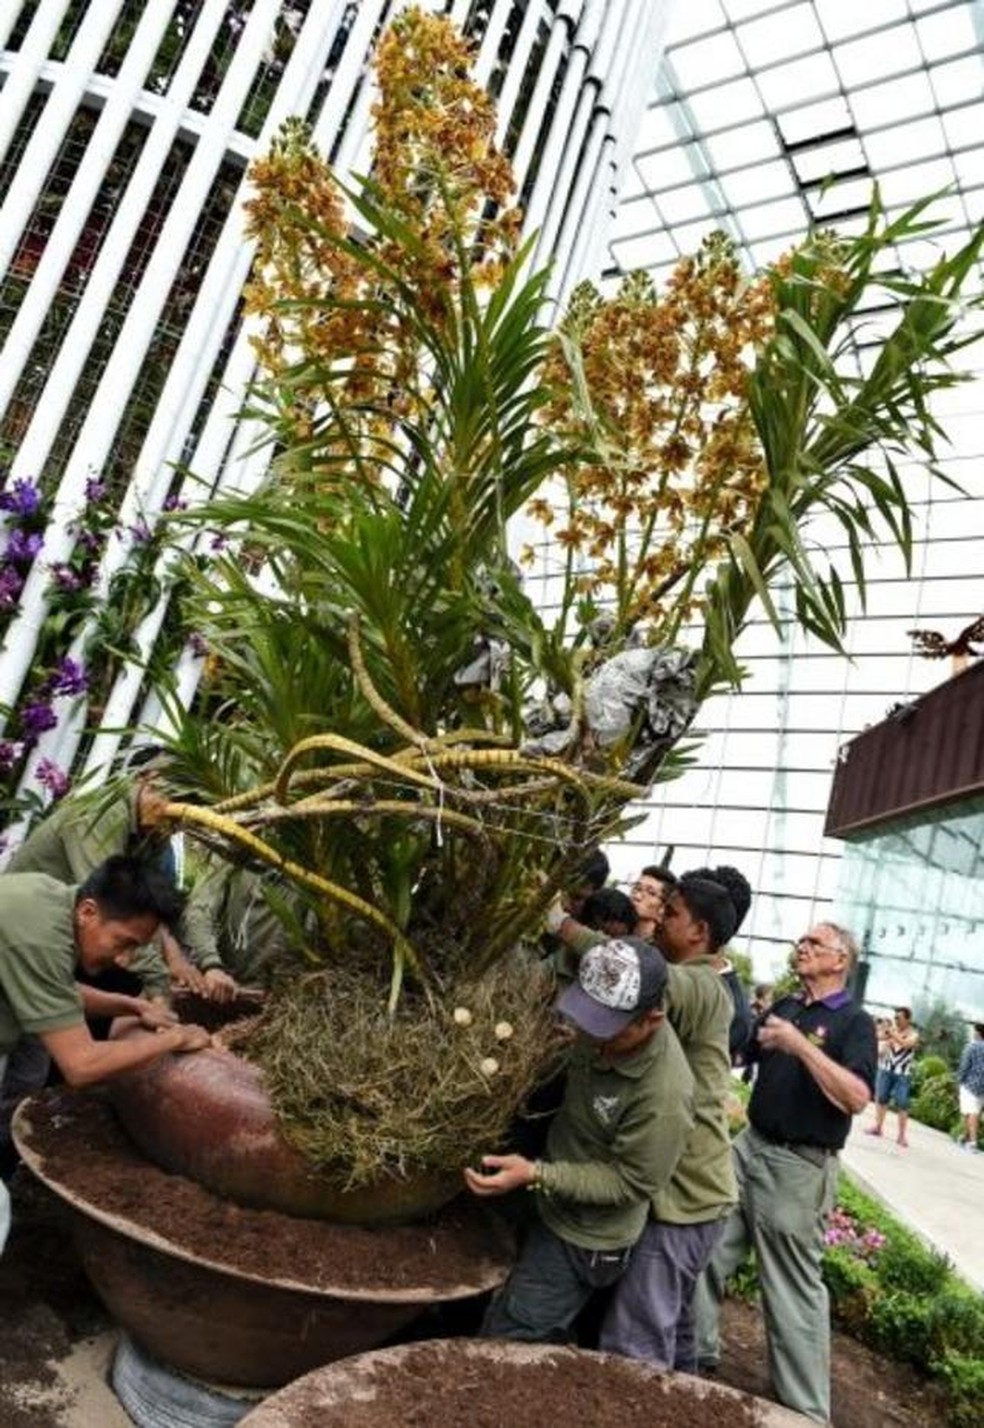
[
  {"left": 909, "top": 1054, "right": 950, "bottom": 1096},
  {"left": 937, "top": 1351, "right": 984, "bottom": 1428},
  {"left": 875, "top": 1233, "right": 952, "bottom": 1298},
  {"left": 725, "top": 1251, "right": 760, "bottom": 1304},
  {"left": 911, "top": 1071, "right": 960, "bottom": 1134},
  {"left": 914, "top": 1002, "right": 969, "bottom": 1072},
  {"left": 926, "top": 1289, "right": 984, "bottom": 1361},
  {"left": 867, "top": 1290, "right": 935, "bottom": 1369},
  {"left": 823, "top": 1246, "right": 878, "bottom": 1336}
]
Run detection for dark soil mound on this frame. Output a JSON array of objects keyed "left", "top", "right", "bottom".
[
  {"left": 19, "top": 1088, "right": 511, "bottom": 1294},
  {"left": 244, "top": 1340, "right": 772, "bottom": 1427}
]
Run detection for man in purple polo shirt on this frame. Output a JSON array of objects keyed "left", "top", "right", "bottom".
[{"left": 694, "top": 921, "right": 877, "bottom": 1426}]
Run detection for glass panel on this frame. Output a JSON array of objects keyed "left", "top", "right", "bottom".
[
  {"left": 864, "top": 116, "right": 947, "bottom": 168},
  {"left": 791, "top": 137, "right": 866, "bottom": 184},
  {"left": 636, "top": 143, "right": 709, "bottom": 190},
  {"left": 776, "top": 95, "right": 853, "bottom": 146},
  {"left": 665, "top": 0, "right": 728, "bottom": 43},
  {"left": 738, "top": 195, "right": 808, "bottom": 239},
  {"left": 879, "top": 159, "right": 957, "bottom": 207},
  {"left": 815, "top": 0, "right": 909, "bottom": 42},
  {"left": 737, "top": 4, "right": 825, "bottom": 66},
  {"left": 610, "top": 194, "right": 661, "bottom": 239},
  {"left": 850, "top": 71, "right": 935, "bottom": 128},
  {"left": 634, "top": 104, "right": 687, "bottom": 153},
  {"left": 835, "top": 803, "right": 984, "bottom": 1018},
  {"left": 648, "top": 181, "right": 711, "bottom": 222},
  {"left": 686, "top": 76, "right": 765, "bottom": 129},
  {"left": 928, "top": 55, "right": 984, "bottom": 106},
  {"left": 610, "top": 232, "right": 675, "bottom": 270},
  {"left": 915, "top": 5, "right": 980, "bottom": 63},
  {"left": 833, "top": 26, "right": 922, "bottom": 87},
  {"left": 670, "top": 31, "right": 748, "bottom": 90},
  {"left": 757, "top": 52, "right": 840, "bottom": 109},
  {"left": 704, "top": 120, "right": 782, "bottom": 171},
  {"left": 943, "top": 102, "right": 984, "bottom": 150},
  {"left": 720, "top": 159, "right": 793, "bottom": 207}
]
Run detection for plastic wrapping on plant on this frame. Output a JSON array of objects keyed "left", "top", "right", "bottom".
[{"left": 581, "top": 645, "right": 699, "bottom": 779}]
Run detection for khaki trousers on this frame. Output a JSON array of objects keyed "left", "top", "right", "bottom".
[{"left": 694, "top": 1125, "right": 839, "bottom": 1424}]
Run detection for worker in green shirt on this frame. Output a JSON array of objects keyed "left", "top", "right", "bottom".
[
  {"left": 465, "top": 938, "right": 694, "bottom": 1342},
  {"left": 0, "top": 856, "right": 211, "bottom": 1255},
  {"left": 549, "top": 872, "right": 739, "bottom": 1370},
  {"left": 180, "top": 860, "right": 298, "bottom": 988},
  {"left": 4, "top": 773, "right": 235, "bottom": 999},
  {"left": 1, "top": 771, "right": 239, "bottom": 1167}
]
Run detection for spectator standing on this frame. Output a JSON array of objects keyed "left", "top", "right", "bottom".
[
  {"left": 694, "top": 921, "right": 876, "bottom": 1425},
  {"left": 957, "top": 1023, "right": 984, "bottom": 1153},
  {"left": 866, "top": 1007, "right": 919, "bottom": 1147}
]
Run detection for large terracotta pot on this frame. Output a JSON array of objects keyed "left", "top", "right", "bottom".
[
  {"left": 106, "top": 1015, "right": 459, "bottom": 1224},
  {"left": 239, "top": 1339, "right": 815, "bottom": 1426},
  {"left": 12, "top": 1097, "right": 512, "bottom": 1389}
]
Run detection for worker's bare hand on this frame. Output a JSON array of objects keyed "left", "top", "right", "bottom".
[
  {"left": 168, "top": 1023, "right": 212, "bottom": 1054},
  {"left": 134, "top": 998, "right": 178, "bottom": 1031},
  {"left": 168, "top": 954, "right": 209, "bottom": 996},
  {"left": 202, "top": 968, "right": 238, "bottom": 1004},
  {"left": 464, "top": 1153, "right": 536, "bottom": 1197}
]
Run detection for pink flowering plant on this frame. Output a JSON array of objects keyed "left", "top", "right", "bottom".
[{"left": 824, "top": 1205, "right": 887, "bottom": 1265}]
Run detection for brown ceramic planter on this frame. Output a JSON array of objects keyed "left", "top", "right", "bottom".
[
  {"left": 239, "top": 1339, "right": 815, "bottom": 1426},
  {"left": 106, "top": 1019, "right": 459, "bottom": 1224},
  {"left": 12, "top": 1098, "right": 512, "bottom": 1389}
]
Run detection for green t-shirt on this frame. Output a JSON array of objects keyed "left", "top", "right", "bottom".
[
  {"left": 5, "top": 787, "right": 140, "bottom": 880},
  {"left": 181, "top": 862, "right": 294, "bottom": 984},
  {"left": 5, "top": 789, "right": 171, "bottom": 996},
  {"left": 561, "top": 928, "right": 737, "bottom": 1224},
  {"left": 539, "top": 1021, "right": 695, "bottom": 1253},
  {"left": 0, "top": 876, "right": 83, "bottom": 1058}
]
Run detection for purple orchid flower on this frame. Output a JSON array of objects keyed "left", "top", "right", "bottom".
[
  {"left": 20, "top": 701, "right": 58, "bottom": 741},
  {"left": 51, "top": 656, "right": 89, "bottom": 697},
  {"left": 5, "top": 528, "right": 43, "bottom": 564},
  {"left": 0, "top": 565, "right": 24, "bottom": 608},
  {"left": 36, "top": 759, "right": 71, "bottom": 799},
  {"left": 0, "top": 478, "right": 43, "bottom": 518}
]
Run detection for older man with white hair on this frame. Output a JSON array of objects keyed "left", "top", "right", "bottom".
[{"left": 694, "top": 921, "right": 877, "bottom": 1426}]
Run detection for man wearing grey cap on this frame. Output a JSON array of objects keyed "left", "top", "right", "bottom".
[{"left": 465, "top": 938, "right": 695, "bottom": 1342}]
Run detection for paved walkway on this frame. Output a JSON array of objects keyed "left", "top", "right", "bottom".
[{"left": 840, "top": 1114, "right": 984, "bottom": 1292}]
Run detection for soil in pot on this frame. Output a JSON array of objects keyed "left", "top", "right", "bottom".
[
  {"left": 22, "top": 1088, "right": 511, "bottom": 1293},
  {"left": 240, "top": 1339, "right": 803, "bottom": 1427}
]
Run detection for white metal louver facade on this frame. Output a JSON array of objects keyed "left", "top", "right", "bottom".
[{"left": 0, "top": 0, "right": 676, "bottom": 820}]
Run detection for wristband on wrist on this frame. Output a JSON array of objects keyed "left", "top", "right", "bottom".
[{"left": 527, "top": 1160, "right": 543, "bottom": 1192}]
